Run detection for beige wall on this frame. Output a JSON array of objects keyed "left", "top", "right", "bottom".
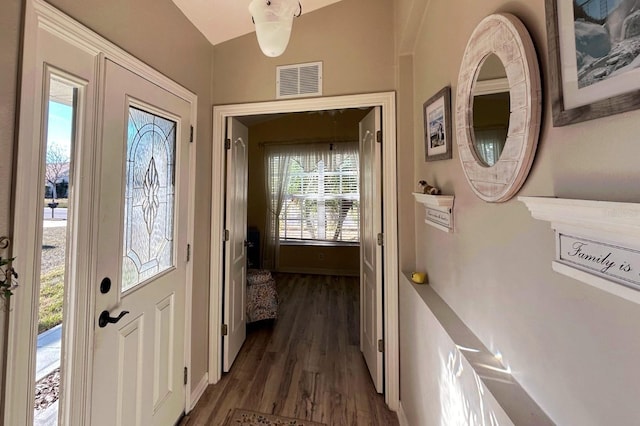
[
  {"left": 396, "top": 54, "right": 416, "bottom": 273},
  {"left": 212, "top": 0, "right": 395, "bottom": 105},
  {"left": 247, "top": 110, "right": 368, "bottom": 275},
  {"left": 401, "top": 0, "right": 640, "bottom": 424},
  {"left": 0, "top": 0, "right": 24, "bottom": 412},
  {"left": 473, "top": 93, "right": 510, "bottom": 129},
  {"left": 278, "top": 245, "right": 359, "bottom": 276}
]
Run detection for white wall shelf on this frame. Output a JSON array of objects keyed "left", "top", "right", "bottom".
[
  {"left": 519, "top": 196, "right": 640, "bottom": 305},
  {"left": 412, "top": 192, "right": 454, "bottom": 233}
]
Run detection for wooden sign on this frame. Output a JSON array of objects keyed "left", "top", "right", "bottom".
[
  {"left": 426, "top": 207, "right": 452, "bottom": 231},
  {"left": 519, "top": 196, "right": 640, "bottom": 304},
  {"left": 412, "top": 193, "right": 455, "bottom": 233},
  {"left": 557, "top": 233, "right": 640, "bottom": 291}
]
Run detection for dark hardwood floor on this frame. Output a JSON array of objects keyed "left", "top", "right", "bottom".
[{"left": 180, "top": 273, "right": 398, "bottom": 425}]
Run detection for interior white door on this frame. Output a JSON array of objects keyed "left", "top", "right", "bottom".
[
  {"left": 223, "top": 117, "right": 249, "bottom": 372},
  {"left": 359, "top": 107, "right": 383, "bottom": 393},
  {"left": 91, "top": 59, "right": 191, "bottom": 426}
]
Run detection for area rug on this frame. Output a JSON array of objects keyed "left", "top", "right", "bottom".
[{"left": 225, "top": 408, "right": 326, "bottom": 426}]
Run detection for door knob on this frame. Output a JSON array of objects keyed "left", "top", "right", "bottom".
[{"left": 98, "top": 309, "right": 130, "bottom": 328}]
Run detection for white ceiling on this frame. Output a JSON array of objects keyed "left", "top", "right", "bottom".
[{"left": 171, "top": 0, "right": 343, "bottom": 46}]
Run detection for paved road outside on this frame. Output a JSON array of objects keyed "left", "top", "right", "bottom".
[{"left": 43, "top": 206, "right": 67, "bottom": 221}]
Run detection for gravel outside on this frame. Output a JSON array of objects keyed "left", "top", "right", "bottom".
[{"left": 34, "top": 368, "right": 60, "bottom": 411}]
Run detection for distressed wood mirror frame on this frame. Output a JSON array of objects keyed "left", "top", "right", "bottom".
[{"left": 456, "top": 13, "right": 541, "bottom": 202}]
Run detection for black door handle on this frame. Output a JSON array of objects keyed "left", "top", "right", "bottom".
[{"left": 98, "top": 310, "right": 130, "bottom": 328}]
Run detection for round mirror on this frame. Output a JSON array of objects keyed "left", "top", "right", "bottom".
[
  {"left": 472, "top": 54, "right": 510, "bottom": 167},
  {"left": 456, "top": 13, "right": 541, "bottom": 202}
]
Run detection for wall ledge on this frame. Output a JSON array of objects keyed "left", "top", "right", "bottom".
[{"left": 401, "top": 272, "right": 553, "bottom": 425}]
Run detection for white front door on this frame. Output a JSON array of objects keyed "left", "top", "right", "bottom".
[
  {"left": 90, "top": 60, "right": 191, "bottom": 425},
  {"left": 223, "top": 117, "right": 249, "bottom": 372},
  {"left": 359, "top": 107, "right": 383, "bottom": 392}
]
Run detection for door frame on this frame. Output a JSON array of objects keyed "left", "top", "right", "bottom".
[
  {"left": 5, "top": 1, "right": 198, "bottom": 424},
  {"left": 209, "top": 92, "right": 399, "bottom": 410}
]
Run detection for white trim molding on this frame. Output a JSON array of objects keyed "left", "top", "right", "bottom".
[
  {"left": 473, "top": 77, "right": 510, "bottom": 96},
  {"left": 210, "top": 92, "right": 400, "bottom": 411},
  {"left": 397, "top": 402, "right": 410, "bottom": 426},
  {"left": 520, "top": 196, "right": 640, "bottom": 304},
  {"left": 188, "top": 373, "right": 210, "bottom": 411}
]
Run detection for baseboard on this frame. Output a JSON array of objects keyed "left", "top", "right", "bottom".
[
  {"left": 397, "top": 401, "right": 410, "bottom": 426},
  {"left": 276, "top": 266, "right": 359, "bottom": 277},
  {"left": 189, "top": 372, "right": 209, "bottom": 411}
]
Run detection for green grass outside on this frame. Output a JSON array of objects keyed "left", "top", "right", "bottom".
[{"left": 39, "top": 266, "right": 65, "bottom": 333}]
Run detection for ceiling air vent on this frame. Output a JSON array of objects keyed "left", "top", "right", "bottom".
[{"left": 276, "top": 61, "right": 323, "bottom": 99}]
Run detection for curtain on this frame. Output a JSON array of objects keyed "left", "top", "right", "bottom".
[
  {"left": 262, "top": 141, "right": 358, "bottom": 269},
  {"left": 474, "top": 127, "right": 507, "bottom": 165},
  {"left": 263, "top": 145, "right": 290, "bottom": 270}
]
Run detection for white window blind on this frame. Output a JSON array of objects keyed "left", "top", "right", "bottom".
[{"left": 267, "top": 143, "right": 360, "bottom": 243}]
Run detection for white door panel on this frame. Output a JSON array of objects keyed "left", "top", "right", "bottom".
[
  {"left": 91, "top": 59, "right": 190, "bottom": 426},
  {"left": 359, "top": 107, "right": 383, "bottom": 392},
  {"left": 223, "top": 117, "right": 249, "bottom": 372}
]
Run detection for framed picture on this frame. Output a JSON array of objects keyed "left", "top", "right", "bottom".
[
  {"left": 546, "top": 0, "right": 640, "bottom": 126},
  {"left": 424, "top": 86, "right": 452, "bottom": 161}
]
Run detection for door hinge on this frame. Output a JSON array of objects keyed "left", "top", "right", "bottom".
[
  {"left": 186, "top": 244, "right": 191, "bottom": 262},
  {"left": 224, "top": 229, "right": 230, "bottom": 241},
  {"left": 377, "top": 233, "right": 384, "bottom": 246},
  {"left": 378, "top": 339, "right": 384, "bottom": 353},
  {"left": 225, "top": 139, "right": 231, "bottom": 150},
  {"left": 190, "top": 125, "right": 194, "bottom": 143},
  {"left": 376, "top": 130, "right": 382, "bottom": 144},
  {"left": 184, "top": 367, "right": 188, "bottom": 385},
  {"left": 222, "top": 324, "right": 228, "bottom": 336}
]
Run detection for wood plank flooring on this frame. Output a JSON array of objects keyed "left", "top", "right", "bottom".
[{"left": 180, "top": 273, "right": 398, "bottom": 426}]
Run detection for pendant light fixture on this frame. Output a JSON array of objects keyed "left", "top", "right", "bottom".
[{"left": 249, "top": 0, "right": 302, "bottom": 57}]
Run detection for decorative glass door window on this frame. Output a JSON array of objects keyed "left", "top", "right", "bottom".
[{"left": 122, "top": 106, "right": 176, "bottom": 291}]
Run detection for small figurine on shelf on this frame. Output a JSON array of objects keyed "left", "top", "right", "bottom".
[{"left": 418, "top": 180, "right": 440, "bottom": 195}]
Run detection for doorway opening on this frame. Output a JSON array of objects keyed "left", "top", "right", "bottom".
[
  {"left": 245, "top": 108, "right": 367, "bottom": 276},
  {"left": 233, "top": 109, "right": 368, "bottom": 391},
  {"left": 208, "top": 92, "right": 399, "bottom": 411}
]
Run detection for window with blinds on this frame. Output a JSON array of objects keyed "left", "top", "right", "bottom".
[{"left": 278, "top": 150, "right": 360, "bottom": 243}]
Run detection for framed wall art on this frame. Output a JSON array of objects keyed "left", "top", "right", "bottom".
[
  {"left": 423, "top": 86, "right": 452, "bottom": 161},
  {"left": 546, "top": 0, "right": 640, "bottom": 126}
]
